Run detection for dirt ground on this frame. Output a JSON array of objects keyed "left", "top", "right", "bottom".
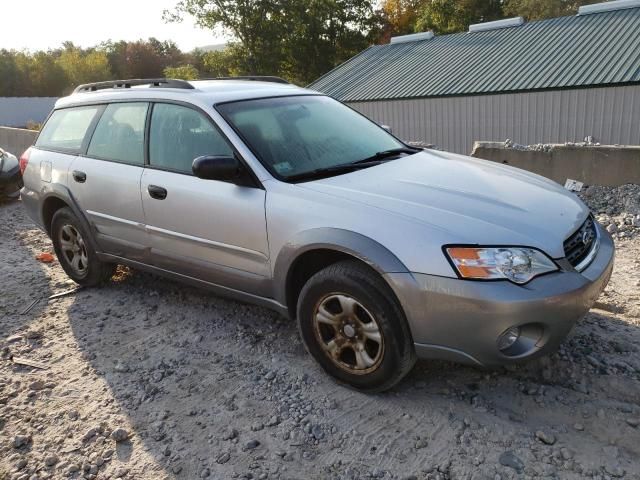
[{"left": 1, "top": 197, "right": 639, "bottom": 480}]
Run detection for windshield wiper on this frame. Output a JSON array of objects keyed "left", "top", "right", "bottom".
[
  {"left": 286, "top": 146, "right": 421, "bottom": 183},
  {"left": 352, "top": 146, "right": 421, "bottom": 165}
]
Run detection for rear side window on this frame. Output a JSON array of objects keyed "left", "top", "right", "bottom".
[
  {"left": 87, "top": 102, "right": 148, "bottom": 165},
  {"left": 36, "top": 106, "right": 100, "bottom": 153},
  {"left": 149, "top": 103, "right": 233, "bottom": 174}
]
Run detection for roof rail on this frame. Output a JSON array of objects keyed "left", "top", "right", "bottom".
[
  {"left": 203, "top": 76, "right": 290, "bottom": 84},
  {"left": 73, "top": 78, "right": 194, "bottom": 94}
]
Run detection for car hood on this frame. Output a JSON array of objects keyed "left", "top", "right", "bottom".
[{"left": 297, "top": 150, "right": 589, "bottom": 259}]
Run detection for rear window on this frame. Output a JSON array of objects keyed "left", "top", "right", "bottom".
[{"left": 36, "top": 106, "right": 100, "bottom": 153}]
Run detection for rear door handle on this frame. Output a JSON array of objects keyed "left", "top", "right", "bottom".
[
  {"left": 148, "top": 185, "right": 167, "bottom": 200},
  {"left": 72, "top": 170, "right": 86, "bottom": 183}
]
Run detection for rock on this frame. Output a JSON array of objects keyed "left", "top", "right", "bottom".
[
  {"left": 604, "top": 464, "right": 625, "bottom": 478},
  {"left": 499, "top": 451, "right": 524, "bottom": 474},
  {"left": 44, "top": 454, "right": 59, "bottom": 466},
  {"left": 29, "top": 380, "right": 45, "bottom": 391},
  {"left": 245, "top": 439, "right": 260, "bottom": 450},
  {"left": 574, "top": 423, "right": 585, "bottom": 431},
  {"left": 535, "top": 430, "right": 556, "bottom": 445},
  {"left": 200, "top": 467, "right": 210, "bottom": 478},
  {"left": 607, "top": 223, "right": 618, "bottom": 234},
  {"left": 266, "top": 415, "right": 279, "bottom": 427},
  {"left": 216, "top": 452, "right": 230, "bottom": 464},
  {"left": 311, "top": 425, "right": 324, "bottom": 440},
  {"left": 264, "top": 371, "right": 276, "bottom": 381},
  {"left": 222, "top": 428, "right": 238, "bottom": 440},
  {"left": 111, "top": 428, "right": 129, "bottom": 442},
  {"left": 626, "top": 417, "right": 640, "bottom": 428},
  {"left": 12, "top": 435, "right": 31, "bottom": 448},
  {"left": 414, "top": 438, "right": 428, "bottom": 449}
]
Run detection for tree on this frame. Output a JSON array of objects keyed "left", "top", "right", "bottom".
[
  {"left": 56, "top": 46, "right": 112, "bottom": 89},
  {"left": 165, "top": 0, "right": 383, "bottom": 84},
  {"left": 503, "top": 0, "right": 601, "bottom": 21},
  {"left": 415, "top": 0, "right": 504, "bottom": 34},
  {"left": 382, "top": 0, "right": 430, "bottom": 37},
  {"left": 164, "top": 64, "right": 200, "bottom": 80}
]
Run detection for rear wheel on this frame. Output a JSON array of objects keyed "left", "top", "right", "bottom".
[
  {"left": 297, "top": 260, "right": 416, "bottom": 392},
  {"left": 51, "top": 207, "right": 115, "bottom": 286}
]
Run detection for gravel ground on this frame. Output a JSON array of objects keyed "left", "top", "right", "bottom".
[{"left": 1, "top": 187, "right": 640, "bottom": 480}]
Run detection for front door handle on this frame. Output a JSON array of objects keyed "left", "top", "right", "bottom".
[
  {"left": 72, "top": 170, "right": 87, "bottom": 183},
  {"left": 148, "top": 185, "right": 167, "bottom": 200}
]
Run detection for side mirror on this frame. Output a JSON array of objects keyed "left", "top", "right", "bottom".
[
  {"left": 381, "top": 124, "right": 392, "bottom": 134},
  {"left": 192, "top": 155, "right": 242, "bottom": 182}
]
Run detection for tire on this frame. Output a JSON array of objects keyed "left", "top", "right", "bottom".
[
  {"left": 51, "top": 207, "right": 115, "bottom": 287},
  {"left": 297, "top": 260, "right": 416, "bottom": 392}
]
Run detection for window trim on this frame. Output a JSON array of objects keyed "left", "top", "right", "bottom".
[
  {"left": 145, "top": 99, "right": 263, "bottom": 189},
  {"left": 34, "top": 104, "right": 105, "bottom": 156},
  {"left": 82, "top": 101, "right": 150, "bottom": 167}
]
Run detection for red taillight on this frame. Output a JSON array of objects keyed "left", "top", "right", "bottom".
[{"left": 19, "top": 147, "right": 32, "bottom": 175}]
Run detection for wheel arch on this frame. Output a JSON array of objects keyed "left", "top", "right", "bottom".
[
  {"left": 274, "top": 228, "right": 409, "bottom": 319},
  {"left": 39, "top": 185, "right": 100, "bottom": 253}
]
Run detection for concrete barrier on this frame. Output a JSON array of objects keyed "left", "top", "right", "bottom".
[
  {"left": 0, "top": 127, "right": 39, "bottom": 157},
  {"left": 471, "top": 142, "right": 640, "bottom": 186}
]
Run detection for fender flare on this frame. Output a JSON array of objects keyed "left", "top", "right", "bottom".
[
  {"left": 272, "top": 227, "right": 409, "bottom": 309},
  {"left": 40, "top": 184, "right": 102, "bottom": 254}
]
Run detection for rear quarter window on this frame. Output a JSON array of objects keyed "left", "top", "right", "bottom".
[{"left": 36, "top": 106, "right": 100, "bottom": 153}]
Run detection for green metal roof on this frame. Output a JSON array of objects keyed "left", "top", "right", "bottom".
[{"left": 308, "top": 7, "right": 640, "bottom": 102}]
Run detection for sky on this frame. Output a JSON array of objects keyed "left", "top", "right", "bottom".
[{"left": 1, "top": 0, "right": 226, "bottom": 52}]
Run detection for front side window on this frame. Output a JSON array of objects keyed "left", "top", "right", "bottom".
[
  {"left": 36, "top": 106, "right": 100, "bottom": 152},
  {"left": 149, "top": 103, "right": 233, "bottom": 174},
  {"left": 87, "top": 102, "right": 148, "bottom": 165},
  {"left": 216, "top": 95, "right": 406, "bottom": 180}
]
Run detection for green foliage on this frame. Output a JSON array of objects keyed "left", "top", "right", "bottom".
[
  {"left": 416, "top": 0, "right": 503, "bottom": 34},
  {"left": 383, "top": 0, "right": 603, "bottom": 37},
  {"left": 503, "top": 0, "right": 602, "bottom": 20},
  {"left": 166, "top": 0, "right": 383, "bottom": 84},
  {"left": 56, "top": 46, "right": 112, "bottom": 90},
  {"left": 164, "top": 64, "right": 200, "bottom": 80}
]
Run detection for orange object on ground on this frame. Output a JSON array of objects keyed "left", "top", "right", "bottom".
[{"left": 35, "top": 252, "right": 55, "bottom": 263}]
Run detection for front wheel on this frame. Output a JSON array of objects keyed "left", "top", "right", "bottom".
[
  {"left": 51, "top": 207, "right": 115, "bottom": 286},
  {"left": 297, "top": 260, "right": 416, "bottom": 392}
]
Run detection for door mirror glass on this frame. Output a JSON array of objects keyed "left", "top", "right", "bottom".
[{"left": 192, "top": 155, "right": 241, "bottom": 182}]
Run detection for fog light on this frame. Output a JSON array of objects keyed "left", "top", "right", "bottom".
[{"left": 497, "top": 326, "right": 521, "bottom": 352}]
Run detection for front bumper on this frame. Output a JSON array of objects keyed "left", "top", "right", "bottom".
[{"left": 385, "top": 222, "right": 615, "bottom": 367}]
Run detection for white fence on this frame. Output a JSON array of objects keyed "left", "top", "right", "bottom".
[{"left": 0, "top": 97, "right": 58, "bottom": 128}]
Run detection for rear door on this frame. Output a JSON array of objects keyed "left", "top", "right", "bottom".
[
  {"left": 68, "top": 102, "right": 149, "bottom": 260},
  {"left": 141, "top": 102, "right": 269, "bottom": 295}
]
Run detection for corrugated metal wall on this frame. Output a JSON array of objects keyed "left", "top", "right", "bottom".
[
  {"left": 0, "top": 97, "right": 58, "bottom": 128},
  {"left": 349, "top": 85, "right": 640, "bottom": 154}
]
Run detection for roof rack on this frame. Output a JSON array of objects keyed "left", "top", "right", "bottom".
[
  {"left": 73, "top": 78, "right": 194, "bottom": 94},
  {"left": 203, "top": 76, "right": 290, "bottom": 84}
]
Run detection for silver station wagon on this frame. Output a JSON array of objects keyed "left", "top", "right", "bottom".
[{"left": 20, "top": 77, "right": 614, "bottom": 391}]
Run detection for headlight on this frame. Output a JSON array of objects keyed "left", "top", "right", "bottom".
[{"left": 445, "top": 246, "right": 558, "bottom": 284}]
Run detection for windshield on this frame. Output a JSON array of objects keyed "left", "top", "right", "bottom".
[{"left": 216, "top": 95, "right": 406, "bottom": 180}]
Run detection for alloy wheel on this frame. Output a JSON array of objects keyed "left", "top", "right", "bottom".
[
  {"left": 58, "top": 224, "right": 88, "bottom": 276},
  {"left": 313, "top": 293, "right": 384, "bottom": 374}
]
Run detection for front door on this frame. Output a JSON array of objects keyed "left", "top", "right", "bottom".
[
  {"left": 141, "top": 102, "right": 269, "bottom": 295},
  {"left": 68, "top": 102, "right": 148, "bottom": 260}
]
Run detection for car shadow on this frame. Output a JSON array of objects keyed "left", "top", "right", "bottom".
[{"left": 63, "top": 265, "right": 640, "bottom": 479}]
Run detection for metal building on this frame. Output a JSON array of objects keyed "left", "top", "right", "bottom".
[{"left": 308, "top": 0, "right": 640, "bottom": 154}]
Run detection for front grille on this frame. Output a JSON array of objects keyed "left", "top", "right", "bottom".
[{"left": 563, "top": 216, "right": 597, "bottom": 267}]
